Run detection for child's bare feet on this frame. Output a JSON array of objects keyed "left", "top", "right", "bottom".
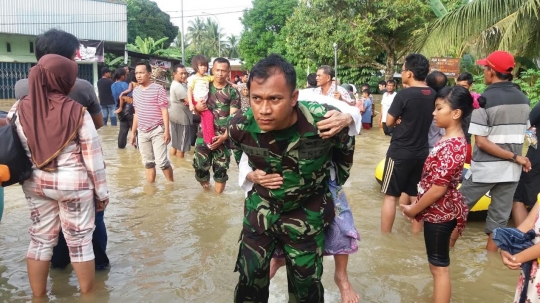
[
  {"left": 335, "top": 271, "right": 359, "bottom": 303},
  {"left": 200, "top": 181, "right": 211, "bottom": 190},
  {"left": 269, "top": 258, "right": 286, "bottom": 279}
]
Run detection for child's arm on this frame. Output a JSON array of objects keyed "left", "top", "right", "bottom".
[
  {"left": 187, "top": 86, "right": 194, "bottom": 112},
  {"left": 226, "top": 78, "right": 238, "bottom": 89},
  {"left": 119, "top": 82, "right": 133, "bottom": 98},
  {"left": 401, "top": 185, "right": 448, "bottom": 218},
  {"left": 115, "top": 97, "right": 125, "bottom": 114}
]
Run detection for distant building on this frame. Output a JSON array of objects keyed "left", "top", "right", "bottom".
[{"left": 0, "top": 0, "right": 127, "bottom": 99}]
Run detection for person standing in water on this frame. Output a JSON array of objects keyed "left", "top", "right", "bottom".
[
  {"left": 229, "top": 54, "right": 355, "bottom": 303},
  {"left": 401, "top": 86, "right": 473, "bottom": 303},
  {"left": 130, "top": 62, "right": 174, "bottom": 183}
]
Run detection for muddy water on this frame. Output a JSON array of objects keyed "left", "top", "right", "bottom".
[{"left": 0, "top": 100, "right": 520, "bottom": 302}]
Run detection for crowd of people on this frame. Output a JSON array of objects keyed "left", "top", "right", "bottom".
[{"left": 1, "top": 27, "right": 540, "bottom": 303}]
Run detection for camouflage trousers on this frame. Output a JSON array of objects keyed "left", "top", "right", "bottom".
[
  {"left": 234, "top": 206, "right": 326, "bottom": 303},
  {"left": 232, "top": 148, "right": 242, "bottom": 166},
  {"left": 193, "top": 137, "right": 231, "bottom": 183}
]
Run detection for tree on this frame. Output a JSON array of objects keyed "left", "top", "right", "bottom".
[
  {"left": 279, "top": 0, "right": 437, "bottom": 79},
  {"left": 224, "top": 35, "right": 240, "bottom": 58},
  {"left": 126, "top": 0, "right": 179, "bottom": 46},
  {"left": 238, "top": 0, "right": 298, "bottom": 68},
  {"left": 185, "top": 17, "right": 225, "bottom": 59},
  {"left": 127, "top": 36, "right": 169, "bottom": 55},
  {"left": 415, "top": 0, "right": 540, "bottom": 60}
]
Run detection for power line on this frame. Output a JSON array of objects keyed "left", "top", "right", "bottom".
[
  {"left": 0, "top": 20, "right": 127, "bottom": 25},
  {"left": 164, "top": 5, "right": 250, "bottom": 13},
  {"left": 0, "top": 10, "right": 245, "bottom": 25},
  {"left": 171, "top": 10, "right": 245, "bottom": 19}
]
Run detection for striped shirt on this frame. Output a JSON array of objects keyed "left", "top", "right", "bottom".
[
  {"left": 468, "top": 81, "right": 530, "bottom": 183},
  {"left": 133, "top": 83, "right": 168, "bottom": 132}
]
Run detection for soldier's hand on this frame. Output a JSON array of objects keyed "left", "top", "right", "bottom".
[
  {"left": 248, "top": 169, "right": 283, "bottom": 189},
  {"left": 333, "top": 92, "right": 341, "bottom": 100},
  {"left": 317, "top": 110, "right": 352, "bottom": 139},
  {"left": 195, "top": 100, "right": 208, "bottom": 112},
  {"left": 209, "top": 133, "right": 227, "bottom": 150}
]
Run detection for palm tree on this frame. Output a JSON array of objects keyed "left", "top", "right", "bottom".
[
  {"left": 415, "top": 0, "right": 540, "bottom": 60},
  {"left": 186, "top": 17, "right": 207, "bottom": 54},
  {"left": 224, "top": 34, "right": 240, "bottom": 58},
  {"left": 204, "top": 18, "right": 225, "bottom": 57},
  {"left": 127, "top": 36, "right": 169, "bottom": 55}
]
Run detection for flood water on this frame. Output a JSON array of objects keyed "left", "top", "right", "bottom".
[{"left": 0, "top": 101, "right": 520, "bottom": 302}]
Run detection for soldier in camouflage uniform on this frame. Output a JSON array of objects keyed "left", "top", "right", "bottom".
[
  {"left": 228, "top": 54, "right": 355, "bottom": 303},
  {"left": 192, "top": 57, "right": 240, "bottom": 194}
]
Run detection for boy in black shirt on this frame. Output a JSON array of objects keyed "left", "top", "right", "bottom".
[{"left": 381, "top": 54, "right": 436, "bottom": 233}]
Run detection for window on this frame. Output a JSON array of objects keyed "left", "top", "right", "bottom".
[
  {"left": 29, "top": 42, "right": 34, "bottom": 53},
  {"left": 6, "top": 42, "right": 11, "bottom": 52}
]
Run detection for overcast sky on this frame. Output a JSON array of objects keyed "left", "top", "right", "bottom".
[{"left": 152, "top": 0, "right": 253, "bottom": 38}]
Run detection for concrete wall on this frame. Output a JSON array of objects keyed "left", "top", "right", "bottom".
[{"left": 0, "top": 34, "right": 36, "bottom": 63}]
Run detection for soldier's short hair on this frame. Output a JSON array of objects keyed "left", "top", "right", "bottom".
[{"left": 248, "top": 54, "right": 297, "bottom": 93}]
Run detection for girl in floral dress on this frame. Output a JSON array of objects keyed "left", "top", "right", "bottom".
[
  {"left": 401, "top": 85, "right": 473, "bottom": 303},
  {"left": 501, "top": 194, "right": 540, "bottom": 302}
]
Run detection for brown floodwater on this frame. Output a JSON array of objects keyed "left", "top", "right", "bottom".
[{"left": 0, "top": 100, "right": 521, "bottom": 302}]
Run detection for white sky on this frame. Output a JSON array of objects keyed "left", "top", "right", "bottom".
[{"left": 151, "top": 0, "right": 253, "bottom": 38}]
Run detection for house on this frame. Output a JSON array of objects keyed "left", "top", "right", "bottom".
[{"left": 0, "top": 0, "right": 127, "bottom": 100}]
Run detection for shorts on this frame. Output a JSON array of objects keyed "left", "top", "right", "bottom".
[
  {"left": 137, "top": 125, "right": 171, "bottom": 170},
  {"left": 381, "top": 156, "right": 424, "bottom": 197},
  {"left": 513, "top": 148, "right": 540, "bottom": 208},
  {"left": 424, "top": 219, "right": 457, "bottom": 267}
]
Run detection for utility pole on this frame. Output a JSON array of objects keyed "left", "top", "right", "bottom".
[{"left": 180, "top": 0, "right": 185, "bottom": 65}]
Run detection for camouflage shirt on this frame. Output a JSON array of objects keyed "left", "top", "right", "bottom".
[
  {"left": 197, "top": 82, "right": 240, "bottom": 137},
  {"left": 228, "top": 101, "right": 355, "bottom": 234}
]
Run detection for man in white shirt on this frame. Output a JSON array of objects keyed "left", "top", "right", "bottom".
[{"left": 379, "top": 79, "right": 397, "bottom": 136}]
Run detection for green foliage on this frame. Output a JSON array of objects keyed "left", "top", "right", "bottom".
[
  {"left": 126, "top": 0, "right": 179, "bottom": 46},
  {"left": 105, "top": 53, "right": 125, "bottom": 67},
  {"left": 238, "top": 0, "right": 298, "bottom": 68},
  {"left": 515, "top": 69, "right": 540, "bottom": 108},
  {"left": 430, "top": 0, "right": 448, "bottom": 17},
  {"left": 127, "top": 36, "right": 169, "bottom": 55},
  {"left": 416, "top": 0, "right": 540, "bottom": 61},
  {"left": 277, "top": 0, "right": 435, "bottom": 80},
  {"left": 470, "top": 70, "right": 540, "bottom": 108},
  {"left": 339, "top": 66, "right": 383, "bottom": 92},
  {"left": 223, "top": 35, "right": 240, "bottom": 58},
  {"left": 186, "top": 17, "right": 225, "bottom": 59}
]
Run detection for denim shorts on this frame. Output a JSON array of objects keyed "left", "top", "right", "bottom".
[{"left": 424, "top": 219, "right": 457, "bottom": 267}]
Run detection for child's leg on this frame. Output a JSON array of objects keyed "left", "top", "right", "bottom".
[
  {"left": 429, "top": 264, "right": 451, "bottom": 303},
  {"left": 424, "top": 220, "right": 456, "bottom": 303},
  {"left": 334, "top": 254, "right": 360, "bottom": 303},
  {"left": 200, "top": 109, "right": 215, "bottom": 145}
]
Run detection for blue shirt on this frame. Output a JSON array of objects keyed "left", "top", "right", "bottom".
[
  {"left": 111, "top": 81, "right": 128, "bottom": 108},
  {"left": 361, "top": 97, "right": 372, "bottom": 123}
]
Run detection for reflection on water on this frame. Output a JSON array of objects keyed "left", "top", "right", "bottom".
[{"left": 0, "top": 111, "right": 520, "bottom": 302}]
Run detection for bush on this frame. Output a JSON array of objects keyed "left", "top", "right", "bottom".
[
  {"left": 471, "top": 70, "right": 540, "bottom": 108},
  {"left": 514, "top": 69, "right": 540, "bottom": 108}
]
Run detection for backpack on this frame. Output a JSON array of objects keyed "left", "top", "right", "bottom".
[{"left": 0, "top": 111, "right": 33, "bottom": 187}]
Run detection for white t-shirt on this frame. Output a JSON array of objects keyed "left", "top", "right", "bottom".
[{"left": 381, "top": 91, "right": 397, "bottom": 123}]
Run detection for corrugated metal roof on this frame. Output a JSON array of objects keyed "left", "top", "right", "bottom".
[{"left": 0, "top": 0, "right": 127, "bottom": 43}]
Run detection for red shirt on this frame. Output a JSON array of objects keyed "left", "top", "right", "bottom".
[{"left": 415, "top": 137, "right": 469, "bottom": 234}]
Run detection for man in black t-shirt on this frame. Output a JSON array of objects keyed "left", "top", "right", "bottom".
[
  {"left": 380, "top": 53, "right": 435, "bottom": 233},
  {"left": 97, "top": 67, "right": 117, "bottom": 126}
]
